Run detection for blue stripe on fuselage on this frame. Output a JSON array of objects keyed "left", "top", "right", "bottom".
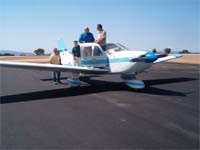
[
  {"left": 109, "top": 57, "right": 130, "bottom": 63},
  {"left": 81, "top": 59, "right": 108, "bottom": 65},
  {"left": 81, "top": 57, "right": 130, "bottom": 65}
]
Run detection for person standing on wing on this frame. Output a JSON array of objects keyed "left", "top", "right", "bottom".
[
  {"left": 95, "top": 24, "right": 107, "bottom": 51},
  {"left": 50, "top": 48, "right": 62, "bottom": 84},
  {"left": 72, "top": 40, "right": 81, "bottom": 66},
  {"left": 78, "top": 27, "right": 95, "bottom": 57},
  {"left": 79, "top": 27, "right": 95, "bottom": 43}
]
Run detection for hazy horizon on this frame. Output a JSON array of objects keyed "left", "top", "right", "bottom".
[{"left": 0, "top": 0, "right": 199, "bottom": 53}]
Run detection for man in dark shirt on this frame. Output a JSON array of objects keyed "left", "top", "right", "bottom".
[
  {"left": 79, "top": 27, "right": 95, "bottom": 43},
  {"left": 72, "top": 40, "right": 81, "bottom": 66}
]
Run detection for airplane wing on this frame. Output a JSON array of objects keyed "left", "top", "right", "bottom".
[
  {"left": 153, "top": 54, "right": 182, "bottom": 64},
  {"left": 0, "top": 61, "right": 109, "bottom": 74}
]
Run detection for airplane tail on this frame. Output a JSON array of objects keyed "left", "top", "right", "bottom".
[
  {"left": 57, "top": 38, "right": 71, "bottom": 65},
  {"left": 57, "top": 38, "right": 67, "bottom": 52}
]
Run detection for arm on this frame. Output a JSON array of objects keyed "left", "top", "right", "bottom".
[
  {"left": 91, "top": 33, "right": 95, "bottom": 42},
  {"left": 96, "top": 32, "right": 106, "bottom": 44},
  {"left": 49, "top": 55, "right": 53, "bottom": 64},
  {"left": 59, "top": 58, "right": 62, "bottom": 65},
  {"left": 78, "top": 34, "right": 83, "bottom": 43},
  {"left": 72, "top": 48, "right": 76, "bottom": 60}
]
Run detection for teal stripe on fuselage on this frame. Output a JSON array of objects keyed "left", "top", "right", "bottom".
[
  {"left": 81, "top": 57, "right": 130, "bottom": 65},
  {"left": 81, "top": 59, "right": 108, "bottom": 65},
  {"left": 109, "top": 57, "right": 130, "bottom": 63}
]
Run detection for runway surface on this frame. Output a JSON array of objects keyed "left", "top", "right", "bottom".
[{"left": 0, "top": 62, "right": 199, "bottom": 149}]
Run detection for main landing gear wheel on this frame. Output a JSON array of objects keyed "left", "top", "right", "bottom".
[{"left": 67, "top": 78, "right": 81, "bottom": 87}]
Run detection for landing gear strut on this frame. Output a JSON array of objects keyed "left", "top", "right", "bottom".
[
  {"left": 121, "top": 73, "right": 145, "bottom": 89},
  {"left": 67, "top": 73, "right": 81, "bottom": 87}
]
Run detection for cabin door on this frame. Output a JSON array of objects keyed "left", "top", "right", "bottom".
[{"left": 81, "top": 45, "right": 108, "bottom": 69}]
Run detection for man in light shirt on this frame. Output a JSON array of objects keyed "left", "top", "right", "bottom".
[
  {"left": 95, "top": 24, "right": 106, "bottom": 51},
  {"left": 50, "top": 48, "right": 61, "bottom": 84}
]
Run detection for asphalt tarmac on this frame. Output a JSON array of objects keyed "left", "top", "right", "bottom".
[{"left": 0, "top": 62, "right": 199, "bottom": 149}]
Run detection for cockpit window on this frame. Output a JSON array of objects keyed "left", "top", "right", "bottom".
[
  {"left": 93, "top": 46, "right": 103, "bottom": 56},
  {"left": 81, "top": 46, "right": 92, "bottom": 57},
  {"left": 106, "top": 43, "right": 118, "bottom": 50},
  {"left": 106, "top": 43, "right": 128, "bottom": 51},
  {"left": 117, "top": 43, "right": 129, "bottom": 50},
  {"left": 81, "top": 46, "right": 103, "bottom": 57}
]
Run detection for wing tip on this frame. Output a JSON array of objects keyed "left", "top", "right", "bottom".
[{"left": 175, "top": 54, "right": 183, "bottom": 58}]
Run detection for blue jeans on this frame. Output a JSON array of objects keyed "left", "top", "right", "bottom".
[{"left": 52, "top": 71, "right": 61, "bottom": 82}]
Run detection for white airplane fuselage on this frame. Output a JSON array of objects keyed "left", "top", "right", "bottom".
[{"left": 60, "top": 43, "right": 151, "bottom": 75}]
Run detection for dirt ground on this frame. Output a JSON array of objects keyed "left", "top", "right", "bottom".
[
  {"left": 168, "top": 54, "right": 200, "bottom": 64},
  {"left": 0, "top": 56, "right": 49, "bottom": 63},
  {"left": 0, "top": 54, "right": 199, "bottom": 64}
]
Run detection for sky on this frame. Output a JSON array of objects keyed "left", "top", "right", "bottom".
[{"left": 0, "top": 0, "right": 199, "bottom": 53}]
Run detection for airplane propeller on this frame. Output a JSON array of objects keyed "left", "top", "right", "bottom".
[{"left": 130, "top": 52, "right": 168, "bottom": 63}]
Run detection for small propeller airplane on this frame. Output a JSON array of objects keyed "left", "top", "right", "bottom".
[{"left": 0, "top": 39, "right": 182, "bottom": 89}]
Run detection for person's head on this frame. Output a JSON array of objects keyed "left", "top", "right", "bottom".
[
  {"left": 84, "top": 27, "right": 89, "bottom": 33},
  {"left": 73, "top": 40, "right": 78, "bottom": 47},
  {"left": 97, "top": 24, "right": 103, "bottom": 31},
  {"left": 53, "top": 48, "right": 58, "bottom": 55}
]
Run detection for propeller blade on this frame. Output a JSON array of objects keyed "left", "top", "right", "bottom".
[
  {"left": 157, "top": 54, "right": 168, "bottom": 58},
  {"left": 130, "top": 52, "right": 158, "bottom": 63}
]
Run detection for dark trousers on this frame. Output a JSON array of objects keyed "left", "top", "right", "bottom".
[
  {"left": 101, "top": 45, "right": 106, "bottom": 51},
  {"left": 52, "top": 71, "right": 61, "bottom": 82}
]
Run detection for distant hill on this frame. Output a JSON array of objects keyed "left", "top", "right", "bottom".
[{"left": 0, "top": 50, "right": 34, "bottom": 56}]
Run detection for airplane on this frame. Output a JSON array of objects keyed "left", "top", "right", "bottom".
[{"left": 0, "top": 39, "right": 182, "bottom": 89}]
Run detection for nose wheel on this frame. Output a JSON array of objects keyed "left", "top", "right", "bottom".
[
  {"left": 125, "top": 79, "right": 145, "bottom": 89},
  {"left": 121, "top": 73, "right": 145, "bottom": 89}
]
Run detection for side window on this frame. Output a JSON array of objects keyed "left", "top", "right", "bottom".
[
  {"left": 81, "top": 46, "right": 92, "bottom": 57},
  {"left": 93, "top": 46, "right": 102, "bottom": 56}
]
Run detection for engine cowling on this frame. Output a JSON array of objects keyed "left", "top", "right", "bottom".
[
  {"left": 130, "top": 52, "right": 158, "bottom": 63},
  {"left": 145, "top": 52, "right": 158, "bottom": 63}
]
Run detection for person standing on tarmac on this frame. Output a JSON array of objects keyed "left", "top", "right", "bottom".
[{"left": 50, "top": 48, "right": 62, "bottom": 84}]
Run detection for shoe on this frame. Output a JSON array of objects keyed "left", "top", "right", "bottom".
[
  {"left": 53, "top": 82, "right": 58, "bottom": 85},
  {"left": 58, "top": 81, "right": 62, "bottom": 83}
]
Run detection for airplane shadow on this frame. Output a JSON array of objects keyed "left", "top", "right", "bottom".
[
  {"left": 1, "top": 77, "right": 197, "bottom": 104},
  {"left": 40, "top": 77, "right": 68, "bottom": 81}
]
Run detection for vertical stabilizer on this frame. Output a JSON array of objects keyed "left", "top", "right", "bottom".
[
  {"left": 57, "top": 38, "right": 67, "bottom": 52},
  {"left": 57, "top": 38, "right": 73, "bottom": 65}
]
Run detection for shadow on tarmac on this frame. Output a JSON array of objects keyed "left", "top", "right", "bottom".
[{"left": 1, "top": 77, "right": 197, "bottom": 104}]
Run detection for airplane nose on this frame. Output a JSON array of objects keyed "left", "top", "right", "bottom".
[{"left": 145, "top": 52, "right": 158, "bottom": 63}]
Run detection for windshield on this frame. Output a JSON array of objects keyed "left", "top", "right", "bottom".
[{"left": 106, "top": 43, "right": 129, "bottom": 51}]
